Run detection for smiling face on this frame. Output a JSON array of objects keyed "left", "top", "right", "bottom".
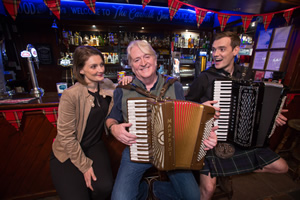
[
  {"left": 212, "top": 37, "right": 240, "bottom": 74},
  {"left": 80, "top": 55, "right": 105, "bottom": 85},
  {"left": 129, "top": 44, "right": 157, "bottom": 82}
]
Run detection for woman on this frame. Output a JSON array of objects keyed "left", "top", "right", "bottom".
[{"left": 50, "top": 46, "right": 129, "bottom": 200}]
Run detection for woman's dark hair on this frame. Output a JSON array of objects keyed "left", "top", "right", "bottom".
[{"left": 73, "top": 46, "right": 105, "bottom": 85}]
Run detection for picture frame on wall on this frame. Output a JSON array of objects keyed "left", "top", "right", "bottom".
[
  {"left": 252, "top": 51, "right": 268, "bottom": 70},
  {"left": 266, "top": 50, "right": 285, "bottom": 71},
  {"left": 35, "top": 44, "right": 53, "bottom": 65},
  {"left": 271, "top": 26, "right": 292, "bottom": 49},
  {"left": 256, "top": 29, "right": 273, "bottom": 49}
]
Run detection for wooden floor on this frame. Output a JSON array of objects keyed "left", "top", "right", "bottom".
[{"left": 37, "top": 171, "right": 300, "bottom": 200}]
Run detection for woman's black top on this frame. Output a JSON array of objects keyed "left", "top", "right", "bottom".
[{"left": 81, "top": 87, "right": 111, "bottom": 151}]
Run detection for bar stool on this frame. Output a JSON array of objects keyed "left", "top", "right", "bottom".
[{"left": 275, "top": 119, "right": 300, "bottom": 181}]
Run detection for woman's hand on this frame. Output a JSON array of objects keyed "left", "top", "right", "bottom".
[
  {"left": 84, "top": 167, "right": 97, "bottom": 191},
  {"left": 118, "top": 76, "right": 133, "bottom": 85}
]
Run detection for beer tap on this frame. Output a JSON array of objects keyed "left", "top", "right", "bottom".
[{"left": 21, "top": 44, "right": 44, "bottom": 97}]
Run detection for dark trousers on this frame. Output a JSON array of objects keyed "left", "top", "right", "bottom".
[{"left": 50, "top": 141, "right": 113, "bottom": 200}]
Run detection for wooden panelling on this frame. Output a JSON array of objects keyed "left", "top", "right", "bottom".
[{"left": 0, "top": 111, "right": 57, "bottom": 199}]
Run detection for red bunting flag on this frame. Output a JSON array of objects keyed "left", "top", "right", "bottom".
[
  {"left": 2, "top": 0, "right": 21, "bottom": 20},
  {"left": 262, "top": 14, "right": 274, "bottom": 31},
  {"left": 44, "top": 0, "right": 61, "bottom": 20},
  {"left": 83, "top": 0, "right": 96, "bottom": 13},
  {"left": 283, "top": 10, "right": 294, "bottom": 24},
  {"left": 142, "top": 0, "right": 151, "bottom": 9},
  {"left": 217, "top": 14, "right": 230, "bottom": 32},
  {"left": 195, "top": 8, "right": 207, "bottom": 28},
  {"left": 168, "top": 0, "right": 183, "bottom": 21},
  {"left": 241, "top": 15, "right": 253, "bottom": 32}
]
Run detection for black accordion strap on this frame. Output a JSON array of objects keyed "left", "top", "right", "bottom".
[{"left": 117, "top": 74, "right": 178, "bottom": 100}]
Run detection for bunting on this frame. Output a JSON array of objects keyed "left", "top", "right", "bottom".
[
  {"left": 241, "top": 16, "right": 253, "bottom": 32},
  {"left": 218, "top": 14, "right": 231, "bottom": 32},
  {"left": 167, "top": 0, "right": 299, "bottom": 31},
  {"left": 283, "top": 9, "right": 294, "bottom": 24},
  {"left": 142, "top": 0, "right": 151, "bottom": 9},
  {"left": 1, "top": 0, "right": 299, "bottom": 29},
  {"left": 83, "top": 0, "right": 96, "bottom": 13},
  {"left": 262, "top": 14, "right": 274, "bottom": 31},
  {"left": 2, "top": 0, "right": 21, "bottom": 20},
  {"left": 195, "top": 8, "right": 207, "bottom": 28},
  {"left": 44, "top": 0, "right": 61, "bottom": 20},
  {"left": 168, "top": 0, "right": 183, "bottom": 21}
]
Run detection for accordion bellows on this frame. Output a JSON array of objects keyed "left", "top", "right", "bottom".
[{"left": 127, "top": 98, "right": 215, "bottom": 171}]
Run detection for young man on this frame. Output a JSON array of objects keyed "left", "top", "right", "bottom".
[
  {"left": 186, "top": 31, "right": 288, "bottom": 200},
  {"left": 106, "top": 40, "right": 217, "bottom": 199}
]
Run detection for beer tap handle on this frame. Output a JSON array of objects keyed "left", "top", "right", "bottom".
[{"left": 27, "top": 44, "right": 39, "bottom": 69}]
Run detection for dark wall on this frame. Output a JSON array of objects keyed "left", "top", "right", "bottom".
[{"left": 3, "top": 16, "right": 64, "bottom": 93}]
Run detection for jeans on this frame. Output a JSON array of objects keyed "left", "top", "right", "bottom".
[{"left": 111, "top": 147, "right": 200, "bottom": 200}]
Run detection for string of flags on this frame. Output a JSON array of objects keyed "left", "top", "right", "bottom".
[
  {"left": 2, "top": 0, "right": 300, "bottom": 32},
  {"left": 165, "top": 0, "right": 299, "bottom": 31}
]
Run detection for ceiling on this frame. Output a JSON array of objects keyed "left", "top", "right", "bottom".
[{"left": 100, "top": 0, "right": 300, "bottom": 14}]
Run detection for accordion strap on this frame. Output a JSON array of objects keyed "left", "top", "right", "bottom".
[
  {"left": 158, "top": 75, "right": 178, "bottom": 100},
  {"left": 117, "top": 74, "right": 178, "bottom": 101}
]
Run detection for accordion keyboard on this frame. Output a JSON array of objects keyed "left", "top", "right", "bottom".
[
  {"left": 213, "top": 80, "right": 233, "bottom": 141},
  {"left": 127, "top": 99, "right": 152, "bottom": 162}
]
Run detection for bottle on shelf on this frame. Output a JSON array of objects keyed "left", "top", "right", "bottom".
[
  {"left": 103, "top": 34, "right": 108, "bottom": 46},
  {"left": 83, "top": 34, "right": 89, "bottom": 46},
  {"left": 120, "top": 32, "right": 124, "bottom": 46},
  {"left": 181, "top": 34, "right": 185, "bottom": 48},
  {"left": 98, "top": 34, "right": 104, "bottom": 46},
  {"left": 68, "top": 31, "right": 74, "bottom": 45},
  {"left": 109, "top": 33, "right": 114, "bottom": 46},
  {"left": 124, "top": 32, "right": 129, "bottom": 46},
  {"left": 114, "top": 33, "right": 118, "bottom": 46},
  {"left": 194, "top": 36, "right": 199, "bottom": 49},
  {"left": 188, "top": 35, "right": 194, "bottom": 48}
]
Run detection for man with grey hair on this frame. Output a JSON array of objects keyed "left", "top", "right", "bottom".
[{"left": 106, "top": 40, "right": 218, "bottom": 199}]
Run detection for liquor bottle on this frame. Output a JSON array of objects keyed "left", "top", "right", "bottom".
[
  {"left": 188, "top": 35, "right": 193, "bottom": 48},
  {"left": 78, "top": 32, "right": 83, "bottom": 45},
  {"left": 148, "top": 36, "right": 152, "bottom": 45},
  {"left": 74, "top": 32, "right": 79, "bottom": 46},
  {"left": 114, "top": 53, "right": 119, "bottom": 63},
  {"left": 174, "top": 34, "right": 178, "bottom": 48},
  {"left": 103, "top": 34, "right": 108, "bottom": 46},
  {"left": 82, "top": 34, "right": 89, "bottom": 46},
  {"left": 98, "top": 34, "right": 103, "bottom": 46},
  {"left": 181, "top": 34, "right": 185, "bottom": 48},
  {"left": 109, "top": 33, "right": 114, "bottom": 46},
  {"left": 107, "top": 53, "right": 112, "bottom": 63},
  {"left": 124, "top": 32, "right": 129, "bottom": 46},
  {"left": 119, "top": 33, "right": 124, "bottom": 46},
  {"left": 114, "top": 33, "right": 118, "bottom": 46},
  {"left": 194, "top": 36, "right": 199, "bottom": 49},
  {"left": 92, "top": 35, "right": 97, "bottom": 46},
  {"left": 68, "top": 31, "right": 74, "bottom": 45}
]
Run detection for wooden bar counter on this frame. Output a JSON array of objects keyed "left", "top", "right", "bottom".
[{"left": 0, "top": 92, "right": 59, "bottom": 200}]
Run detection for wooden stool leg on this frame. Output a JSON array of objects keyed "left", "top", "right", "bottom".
[{"left": 275, "top": 127, "right": 292, "bottom": 153}]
